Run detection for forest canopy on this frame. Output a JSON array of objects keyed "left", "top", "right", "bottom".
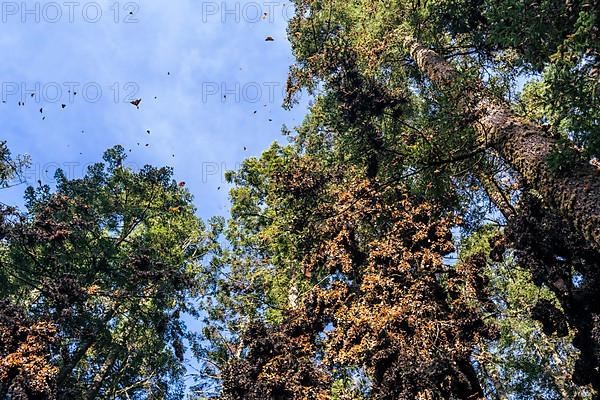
[{"left": 1, "top": 0, "right": 599, "bottom": 399}]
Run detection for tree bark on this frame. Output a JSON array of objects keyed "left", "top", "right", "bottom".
[
  {"left": 404, "top": 36, "right": 600, "bottom": 251},
  {"left": 56, "top": 309, "right": 117, "bottom": 389},
  {"left": 456, "top": 358, "right": 487, "bottom": 400},
  {"left": 477, "top": 172, "right": 515, "bottom": 220},
  {"left": 86, "top": 347, "right": 119, "bottom": 400}
]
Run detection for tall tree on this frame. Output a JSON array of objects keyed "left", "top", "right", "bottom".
[
  {"left": 197, "top": 145, "right": 496, "bottom": 399},
  {"left": 285, "top": 0, "right": 600, "bottom": 249},
  {"left": 282, "top": 0, "right": 600, "bottom": 392},
  {"left": 0, "top": 146, "right": 209, "bottom": 399},
  {"left": 403, "top": 36, "right": 600, "bottom": 250}
]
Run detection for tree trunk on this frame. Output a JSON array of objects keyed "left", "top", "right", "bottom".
[
  {"left": 456, "top": 358, "right": 487, "bottom": 400},
  {"left": 86, "top": 348, "right": 119, "bottom": 400},
  {"left": 477, "top": 172, "right": 515, "bottom": 220},
  {"left": 55, "top": 309, "right": 117, "bottom": 388},
  {"left": 404, "top": 36, "right": 600, "bottom": 251}
]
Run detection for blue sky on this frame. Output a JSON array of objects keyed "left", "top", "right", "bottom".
[{"left": 1, "top": 0, "right": 307, "bottom": 219}]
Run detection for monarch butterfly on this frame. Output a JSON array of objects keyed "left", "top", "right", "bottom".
[
  {"left": 130, "top": 99, "right": 142, "bottom": 108},
  {"left": 265, "top": 36, "right": 274, "bottom": 41}
]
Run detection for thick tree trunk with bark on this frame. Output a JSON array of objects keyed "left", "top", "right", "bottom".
[
  {"left": 404, "top": 37, "right": 600, "bottom": 393},
  {"left": 404, "top": 36, "right": 600, "bottom": 251}
]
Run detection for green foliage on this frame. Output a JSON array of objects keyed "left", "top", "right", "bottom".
[
  {"left": 3, "top": 0, "right": 600, "bottom": 397},
  {"left": 0, "top": 146, "right": 208, "bottom": 399},
  {"left": 0, "top": 141, "right": 30, "bottom": 189},
  {"left": 460, "top": 226, "right": 592, "bottom": 399},
  {"left": 192, "top": 0, "right": 600, "bottom": 397}
]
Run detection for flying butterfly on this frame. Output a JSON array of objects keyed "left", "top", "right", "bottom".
[{"left": 130, "top": 99, "right": 142, "bottom": 109}]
